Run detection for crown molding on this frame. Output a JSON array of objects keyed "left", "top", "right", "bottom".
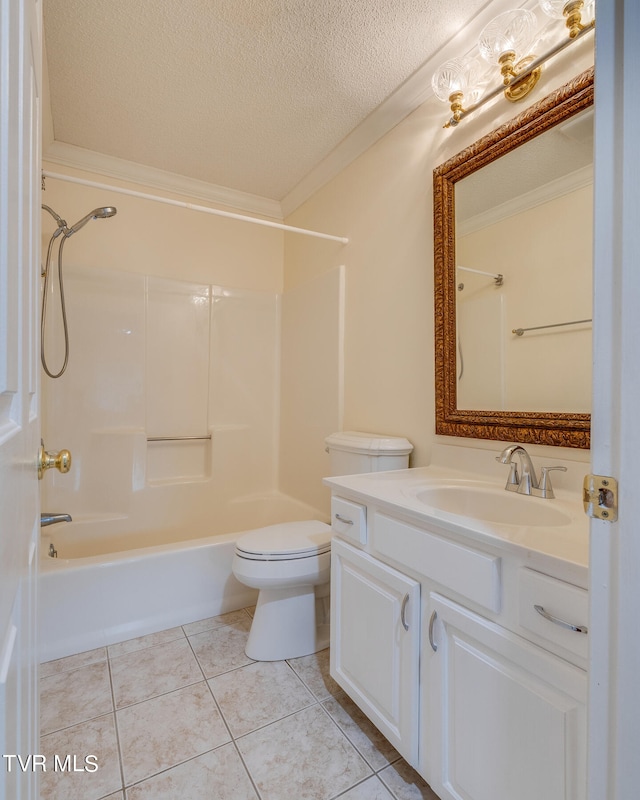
[
  {"left": 457, "top": 164, "right": 593, "bottom": 237},
  {"left": 42, "top": 140, "right": 284, "bottom": 220}
]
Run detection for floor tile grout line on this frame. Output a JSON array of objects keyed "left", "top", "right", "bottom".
[
  {"left": 39, "top": 653, "right": 108, "bottom": 678},
  {"left": 112, "top": 676, "right": 207, "bottom": 713},
  {"left": 106, "top": 631, "right": 188, "bottom": 664},
  {"left": 183, "top": 627, "right": 209, "bottom": 683},
  {"left": 230, "top": 696, "right": 322, "bottom": 743},
  {"left": 229, "top": 739, "right": 264, "bottom": 800},
  {"left": 281, "top": 655, "right": 329, "bottom": 700},
  {"left": 179, "top": 607, "right": 255, "bottom": 639},
  {"left": 106, "top": 654, "right": 127, "bottom": 795},
  {"left": 202, "top": 670, "right": 236, "bottom": 742},
  {"left": 121, "top": 741, "right": 239, "bottom": 793},
  {"left": 40, "top": 709, "right": 115, "bottom": 739},
  {"left": 315, "top": 700, "right": 376, "bottom": 776},
  {"left": 328, "top": 773, "right": 390, "bottom": 800},
  {"left": 319, "top": 696, "right": 402, "bottom": 776}
]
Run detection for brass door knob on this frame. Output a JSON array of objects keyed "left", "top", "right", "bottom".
[{"left": 37, "top": 440, "right": 72, "bottom": 480}]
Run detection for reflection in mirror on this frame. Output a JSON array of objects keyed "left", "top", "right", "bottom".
[
  {"left": 455, "top": 107, "right": 593, "bottom": 412},
  {"left": 434, "top": 68, "right": 593, "bottom": 448}
]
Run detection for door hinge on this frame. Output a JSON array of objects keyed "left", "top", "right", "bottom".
[{"left": 583, "top": 474, "right": 618, "bottom": 521}]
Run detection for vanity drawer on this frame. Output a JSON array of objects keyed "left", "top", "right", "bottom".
[
  {"left": 331, "top": 496, "right": 367, "bottom": 545},
  {"left": 372, "top": 513, "right": 501, "bottom": 613},
  {"left": 518, "top": 568, "right": 588, "bottom": 661}
]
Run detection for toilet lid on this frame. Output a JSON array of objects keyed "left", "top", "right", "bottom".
[{"left": 235, "top": 520, "right": 332, "bottom": 560}]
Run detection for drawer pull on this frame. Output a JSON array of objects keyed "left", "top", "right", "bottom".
[
  {"left": 428, "top": 610, "right": 438, "bottom": 651},
  {"left": 534, "top": 604, "right": 588, "bottom": 634},
  {"left": 334, "top": 513, "right": 354, "bottom": 526},
  {"left": 400, "top": 593, "right": 410, "bottom": 631}
]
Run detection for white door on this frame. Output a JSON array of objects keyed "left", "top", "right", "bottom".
[
  {"left": 0, "top": 1, "right": 42, "bottom": 799},
  {"left": 589, "top": 2, "right": 640, "bottom": 799},
  {"left": 330, "top": 538, "right": 420, "bottom": 765}
]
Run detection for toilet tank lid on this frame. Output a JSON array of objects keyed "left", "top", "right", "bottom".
[{"left": 325, "top": 431, "right": 413, "bottom": 456}]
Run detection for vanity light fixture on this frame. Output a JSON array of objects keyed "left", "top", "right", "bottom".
[
  {"left": 478, "top": 9, "right": 541, "bottom": 102},
  {"left": 431, "top": 58, "right": 483, "bottom": 127},
  {"left": 538, "top": 0, "right": 595, "bottom": 39},
  {"left": 433, "top": 2, "right": 595, "bottom": 128}
]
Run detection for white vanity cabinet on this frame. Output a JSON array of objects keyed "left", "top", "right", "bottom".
[
  {"left": 327, "top": 481, "right": 588, "bottom": 800},
  {"left": 330, "top": 537, "right": 421, "bottom": 764}
]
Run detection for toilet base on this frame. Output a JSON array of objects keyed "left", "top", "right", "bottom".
[{"left": 246, "top": 584, "right": 329, "bottom": 661}]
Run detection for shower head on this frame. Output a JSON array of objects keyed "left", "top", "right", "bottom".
[
  {"left": 42, "top": 204, "right": 69, "bottom": 237},
  {"left": 65, "top": 207, "right": 117, "bottom": 237}
]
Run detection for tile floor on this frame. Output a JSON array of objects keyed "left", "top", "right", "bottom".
[{"left": 39, "top": 607, "right": 439, "bottom": 800}]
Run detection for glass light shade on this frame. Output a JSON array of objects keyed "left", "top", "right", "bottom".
[
  {"left": 478, "top": 9, "right": 538, "bottom": 63},
  {"left": 583, "top": 0, "right": 595, "bottom": 23},
  {"left": 431, "top": 58, "right": 482, "bottom": 103},
  {"left": 538, "top": 0, "right": 570, "bottom": 19}
]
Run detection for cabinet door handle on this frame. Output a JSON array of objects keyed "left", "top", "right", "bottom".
[
  {"left": 334, "top": 513, "right": 354, "bottom": 525},
  {"left": 428, "top": 610, "right": 438, "bottom": 651},
  {"left": 400, "top": 593, "right": 410, "bottom": 631},
  {"left": 534, "top": 604, "right": 588, "bottom": 634}
]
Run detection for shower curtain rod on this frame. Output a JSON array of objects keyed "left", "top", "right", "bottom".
[{"left": 41, "top": 171, "right": 349, "bottom": 244}]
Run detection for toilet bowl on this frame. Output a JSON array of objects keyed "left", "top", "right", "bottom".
[
  {"left": 232, "top": 431, "right": 414, "bottom": 662},
  {"left": 232, "top": 520, "right": 332, "bottom": 661}
]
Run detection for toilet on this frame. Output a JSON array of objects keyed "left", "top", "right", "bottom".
[{"left": 232, "top": 431, "right": 413, "bottom": 661}]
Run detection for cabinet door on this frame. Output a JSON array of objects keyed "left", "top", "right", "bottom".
[
  {"left": 427, "top": 593, "right": 586, "bottom": 800},
  {"left": 330, "top": 538, "right": 420, "bottom": 765}
]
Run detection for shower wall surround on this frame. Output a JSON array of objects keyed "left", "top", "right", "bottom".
[{"left": 42, "top": 265, "right": 284, "bottom": 535}]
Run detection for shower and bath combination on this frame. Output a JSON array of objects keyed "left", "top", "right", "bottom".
[{"left": 41, "top": 204, "right": 117, "bottom": 378}]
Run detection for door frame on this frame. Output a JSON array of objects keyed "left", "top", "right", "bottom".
[{"left": 589, "top": 1, "right": 640, "bottom": 798}]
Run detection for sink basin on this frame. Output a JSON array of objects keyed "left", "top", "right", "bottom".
[{"left": 413, "top": 484, "right": 573, "bottom": 527}]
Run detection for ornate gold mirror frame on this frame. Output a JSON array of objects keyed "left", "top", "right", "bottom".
[{"left": 434, "top": 67, "right": 593, "bottom": 449}]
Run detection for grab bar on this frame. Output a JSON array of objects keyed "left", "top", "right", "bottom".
[
  {"left": 512, "top": 318, "right": 592, "bottom": 336},
  {"left": 147, "top": 435, "right": 212, "bottom": 442}
]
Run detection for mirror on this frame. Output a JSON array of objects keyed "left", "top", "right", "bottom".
[{"left": 434, "top": 67, "right": 593, "bottom": 449}]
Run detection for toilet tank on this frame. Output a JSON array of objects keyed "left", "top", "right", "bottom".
[{"left": 325, "top": 431, "right": 413, "bottom": 476}]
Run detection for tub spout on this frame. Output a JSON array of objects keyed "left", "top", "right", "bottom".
[{"left": 40, "top": 512, "right": 72, "bottom": 527}]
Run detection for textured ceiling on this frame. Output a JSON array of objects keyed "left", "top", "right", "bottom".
[{"left": 43, "top": 0, "right": 491, "bottom": 204}]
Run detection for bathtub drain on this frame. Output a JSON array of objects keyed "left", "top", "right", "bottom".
[{"left": 49, "top": 542, "right": 58, "bottom": 558}]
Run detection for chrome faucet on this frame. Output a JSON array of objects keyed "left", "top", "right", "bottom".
[
  {"left": 40, "top": 512, "right": 72, "bottom": 527},
  {"left": 496, "top": 445, "right": 567, "bottom": 498},
  {"left": 497, "top": 444, "right": 539, "bottom": 494}
]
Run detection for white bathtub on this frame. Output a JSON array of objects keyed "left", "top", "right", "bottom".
[{"left": 39, "top": 494, "right": 326, "bottom": 662}]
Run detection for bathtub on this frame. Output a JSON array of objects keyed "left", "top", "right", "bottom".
[{"left": 39, "top": 493, "right": 326, "bottom": 662}]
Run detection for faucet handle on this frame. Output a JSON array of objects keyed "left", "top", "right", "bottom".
[{"left": 535, "top": 466, "right": 568, "bottom": 499}]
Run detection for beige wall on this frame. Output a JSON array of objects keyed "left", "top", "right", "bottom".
[
  {"left": 279, "top": 266, "right": 344, "bottom": 511},
  {"left": 41, "top": 163, "right": 284, "bottom": 291},
  {"left": 281, "top": 43, "right": 594, "bottom": 506}
]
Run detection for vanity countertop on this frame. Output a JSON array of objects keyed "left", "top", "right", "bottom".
[{"left": 324, "top": 465, "right": 589, "bottom": 581}]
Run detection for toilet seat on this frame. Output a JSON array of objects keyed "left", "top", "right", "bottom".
[{"left": 235, "top": 520, "right": 332, "bottom": 561}]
